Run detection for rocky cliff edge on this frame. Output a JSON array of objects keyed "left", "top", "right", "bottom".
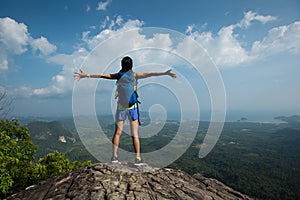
[{"left": 7, "top": 162, "right": 253, "bottom": 200}]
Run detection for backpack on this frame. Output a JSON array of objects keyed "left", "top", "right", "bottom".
[{"left": 116, "top": 70, "right": 140, "bottom": 108}]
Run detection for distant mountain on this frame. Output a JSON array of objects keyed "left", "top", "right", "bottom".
[
  {"left": 274, "top": 115, "right": 300, "bottom": 129},
  {"left": 28, "top": 121, "right": 76, "bottom": 142},
  {"left": 275, "top": 115, "right": 300, "bottom": 124},
  {"left": 27, "top": 121, "right": 77, "bottom": 160},
  {"left": 12, "top": 116, "right": 71, "bottom": 125}
]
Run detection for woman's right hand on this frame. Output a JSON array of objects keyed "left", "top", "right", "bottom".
[{"left": 74, "top": 69, "right": 89, "bottom": 80}]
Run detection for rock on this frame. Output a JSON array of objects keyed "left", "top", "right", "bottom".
[{"left": 6, "top": 162, "right": 252, "bottom": 200}]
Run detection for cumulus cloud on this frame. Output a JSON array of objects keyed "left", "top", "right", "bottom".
[
  {"left": 188, "top": 25, "right": 252, "bottom": 67},
  {"left": 0, "top": 17, "right": 29, "bottom": 54},
  {"left": 252, "top": 21, "right": 300, "bottom": 56},
  {"left": 0, "top": 17, "right": 57, "bottom": 72},
  {"left": 187, "top": 11, "right": 299, "bottom": 67},
  {"left": 97, "top": 0, "right": 112, "bottom": 11},
  {"left": 0, "top": 17, "right": 29, "bottom": 71},
  {"left": 30, "top": 36, "right": 57, "bottom": 55}
]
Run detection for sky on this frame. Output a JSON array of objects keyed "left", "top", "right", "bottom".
[{"left": 0, "top": 0, "right": 300, "bottom": 121}]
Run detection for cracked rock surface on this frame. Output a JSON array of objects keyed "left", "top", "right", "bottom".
[{"left": 7, "top": 162, "right": 252, "bottom": 200}]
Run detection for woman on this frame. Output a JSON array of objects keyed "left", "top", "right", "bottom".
[{"left": 74, "top": 56, "right": 176, "bottom": 165}]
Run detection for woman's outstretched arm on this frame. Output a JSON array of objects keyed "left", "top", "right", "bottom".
[
  {"left": 135, "top": 69, "right": 176, "bottom": 79},
  {"left": 74, "top": 69, "right": 119, "bottom": 80}
]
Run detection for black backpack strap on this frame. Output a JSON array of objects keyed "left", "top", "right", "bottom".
[{"left": 136, "top": 102, "right": 141, "bottom": 126}]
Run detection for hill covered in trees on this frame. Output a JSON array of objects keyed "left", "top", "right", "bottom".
[
  {"left": 6, "top": 115, "right": 300, "bottom": 199},
  {"left": 0, "top": 119, "right": 91, "bottom": 199}
]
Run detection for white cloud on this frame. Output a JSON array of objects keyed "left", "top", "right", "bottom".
[
  {"left": 186, "top": 11, "right": 299, "bottom": 68},
  {"left": 0, "top": 17, "right": 29, "bottom": 71},
  {"left": 86, "top": 4, "right": 91, "bottom": 12},
  {"left": 186, "top": 25, "right": 194, "bottom": 35},
  {"left": 0, "top": 17, "right": 57, "bottom": 72},
  {"left": 100, "top": 16, "right": 123, "bottom": 30},
  {"left": 32, "top": 85, "right": 64, "bottom": 96},
  {"left": 0, "top": 17, "right": 29, "bottom": 54},
  {"left": 188, "top": 25, "right": 252, "bottom": 67},
  {"left": 237, "top": 11, "right": 277, "bottom": 28},
  {"left": 52, "top": 74, "right": 65, "bottom": 83},
  {"left": 83, "top": 16, "right": 143, "bottom": 50},
  {"left": 97, "top": 0, "right": 112, "bottom": 11},
  {"left": 185, "top": 23, "right": 207, "bottom": 35},
  {"left": 252, "top": 21, "right": 300, "bottom": 56},
  {"left": 30, "top": 36, "right": 57, "bottom": 55},
  {"left": 13, "top": 86, "right": 33, "bottom": 98}
]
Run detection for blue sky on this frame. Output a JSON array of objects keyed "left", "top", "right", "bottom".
[{"left": 0, "top": 0, "right": 299, "bottom": 121}]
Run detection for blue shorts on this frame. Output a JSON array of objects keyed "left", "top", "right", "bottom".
[{"left": 115, "top": 107, "right": 139, "bottom": 121}]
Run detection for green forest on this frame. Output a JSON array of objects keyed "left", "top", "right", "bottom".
[
  {"left": 0, "top": 119, "right": 91, "bottom": 199},
  {"left": 1, "top": 115, "right": 299, "bottom": 199}
]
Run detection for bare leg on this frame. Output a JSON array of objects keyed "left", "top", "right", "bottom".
[
  {"left": 130, "top": 119, "right": 140, "bottom": 158},
  {"left": 112, "top": 120, "right": 124, "bottom": 157}
]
